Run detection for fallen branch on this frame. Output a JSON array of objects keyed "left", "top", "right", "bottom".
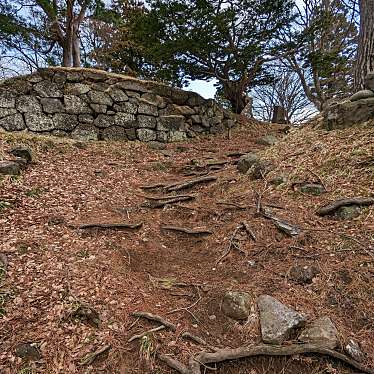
[
  {"left": 158, "top": 354, "right": 190, "bottom": 374},
  {"left": 181, "top": 332, "right": 208, "bottom": 347},
  {"left": 128, "top": 325, "right": 166, "bottom": 342},
  {"left": 161, "top": 226, "right": 212, "bottom": 236},
  {"left": 166, "top": 176, "right": 217, "bottom": 192},
  {"left": 75, "top": 222, "right": 143, "bottom": 230},
  {"left": 160, "top": 343, "right": 374, "bottom": 374},
  {"left": 131, "top": 311, "right": 176, "bottom": 331},
  {"left": 317, "top": 197, "right": 374, "bottom": 216}
]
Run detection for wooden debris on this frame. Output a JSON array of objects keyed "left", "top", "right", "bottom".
[
  {"left": 131, "top": 311, "right": 177, "bottom": 331},
  {"left": 143, "top": 195, "right": 195, "bottom": 208},
  {"left": 161, "top": 226, "right": 212, "bottom": 236},
  {"left": 75, "top": 222, "right": 143, "bottom": 230},
  {"left": 262, "top": 209, "right": 301, "bottom": 237},
  {"left": 128, "top": 325, "right": 166, "bottom": 342},
  {"left": 242, "top": 220, "right": 257, "bottom": 241},
  {"left": 159, "top": 343, "right": 374, "bottom": 374},
  {"left": 79, "top": 344, "right": 111, "bottom": 366},
  {"left": 181, "top": 332, "right": 208, "bottom": 347},
  {"left": 317, "top": 197, "right": 374, "bottom": 216},
  {"left": 166, "top": 176, "right": 217, "bottom": 192}
]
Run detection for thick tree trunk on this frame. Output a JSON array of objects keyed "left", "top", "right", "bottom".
[
  {"left": 223, "top": 81, "right": 249, "bottom": 114},
  {"left": 354, "top": 0, "right": 374, "bottom": 90},
  {"left": 62, "top": 42, "right": 73, "bottom": 67},
  {"left": 72, "top": 30, "right": 81, "bottom": 67}
]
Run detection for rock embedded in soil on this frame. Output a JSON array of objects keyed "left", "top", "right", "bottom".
[
  {"left": 298, "top": 316, "right": 338, "bottom": 349},
  {"left": 0, "top": 160, "right": 21, "bottom": 175},
  {"left": 345, "top": 338, "right": 366, "bottom": 362},
  {"left": 365, "top": 72, "right": 374, "bottom": 90},
  {"left": 350, "top": 89, "right": 374, "bottom": 102},
  {"left": 289, "top": 264, "right": 320, "bottom": 284},
  {"left": 255, "top": 134, "right": 278, "bottom": 146},
  {"left": 237, "top": 153, "right": 259, "bottom": 174},
  {"left": 148, "top": 141, "right": 167, "bottom": 150},
  {"left": 222, "top": 291, "right": 252, "bottom": 320},
  {"left": 257, "top": 295, "right": 307, "bottom": 344},
  {"left": 270, "top": 174, "right": 287, "bottom": 186},
  {"left": 336, "top": 205, "right": 361, "bottom": 220},
  {"left": 299, "top": 183, "right": 325, "bottom": 195},
  {"left": 15, "top": 343, "right": 41, "bottom": 361},
  {"left": 9, "top": 146, "right": 32, "bottom": 163}
]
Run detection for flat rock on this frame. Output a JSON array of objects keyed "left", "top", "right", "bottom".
[
  {"left": 298, "top": 316, "right": 338, "bottom": 349},
  {"left": 350, "top": 89, "right": 374, "bottom": 102},
  {"left": 222, "top": 291, "right": 252, "bottom": 320},
  {"left": 256, "top": 134, "right": 278, "bottom": 146},
  {"left": 336, "top": 205, "right": 361, "bottom": 220},
  {"left": 237, "top": 153, "right": 259, "bottom": 174},
  {"left": 15, "top": 343, "right": 41, "bottom": 361},
  {"left": 270, "top": 174, "right": 287, "bottom": 186},
  {"left": 0, "top": 160, "right": 21, "bottom": 175},
  {"left": 289, "top": 264, "right": 319, "bottom": 284},
  {"left": 299, "top": 183, "right": 326, "bottom": 195},
  {"left": 257, "top": 295, "right": 307, "bottom": 344}
]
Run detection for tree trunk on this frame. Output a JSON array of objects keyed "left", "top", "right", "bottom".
[
  {"left": 62, "top": 42, "right": 73, "bottom": 67},
  {"left": 223, "top": 81, "right": 249, "bottom": 114},
  {"left": 72, "top": 28, "right": 81, "bottom": 67},
  {"left": 354, "top": 0, "right": 374, "bottom": 90}
]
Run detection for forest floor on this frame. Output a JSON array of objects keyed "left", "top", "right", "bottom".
[{"left": 0, "top": 118, "right": 373, "bottom": 374}]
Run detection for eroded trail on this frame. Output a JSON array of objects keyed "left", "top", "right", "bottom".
[{"left": 1, "top": 123, "right": 373, "bottom": 373}]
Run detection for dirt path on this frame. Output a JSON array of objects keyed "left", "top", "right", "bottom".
[{"left": 0, "top": 123, "right": 373, "bottom": 373}]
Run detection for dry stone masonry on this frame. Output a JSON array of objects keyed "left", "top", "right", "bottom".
[{"left": 0, "top": 67, "right": 236, "bottom": 142}]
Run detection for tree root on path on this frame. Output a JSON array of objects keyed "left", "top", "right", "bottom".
[
  {"left": 143, "top": 195, "right": 195, "bottom": 208},
  {"left": 74, "top": 222, "right": 143, "bottom": 230},
  {"left": 166, "top": 176, "right": 217, "bottom": 192},
  {"left": 317, "top": 197, "right": 374, "bottom": 216},
  {"left": 158, "top": 343, "right": 374, "bottom": 374},
  {"left": 131, "top": 311, "right": 177, "bottom": 331},
  {"left": 161, "top": 226, "right": 212, "bottom": 236}
]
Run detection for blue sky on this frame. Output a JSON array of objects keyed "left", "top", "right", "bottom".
[{"left": 187, "top": 79, "right": 217, "bottom": 98}]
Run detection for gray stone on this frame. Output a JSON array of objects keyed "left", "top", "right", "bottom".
[
  {"left": 0, "top": 160, "right": 20, "bottom": 175},
  {"left": 102, "top": 126, "right": 127, "bottom": 141},
  {"left": 256, "top": 134, "right": 278, "bottom": 146},
  {"left": 33, "top": 80, "right": 62, "bottom": 97},
  {"left": 0, "top": 93, "right": 16, "bottom": 108},
  {"left": 41, "top": 98, "right": 65, "bottom": 113},
  {"left": 345, "top": 339, "right": 366, "bottom": 362},
  {"left": 170, "top": 104, "right": 195, "bottom": 116},
  {"left": 66, "top": 71, "right": 83, "bottom": 82},
  {"left": 9, "top": 146, "right": 32, "bottom": 163},
  {"left": 15, "top": 343, "right": 41, "bottom": 361},
  {"left": 53, "top": 71, "right": 67, "bottom": 85},
  {"left": 148, "top": 141, "right": 166, "bottom": 150},
  {"left": 250, "top": 160, "right": 273, "bottom": 180},
  {"left": 107, "top": 88, "right": 128, "bottom": 102},
  {"left": 65, "top": 83, "right": 91, "bottom": 95},
  {"left": 113, "top": 101, "right": 138, "bottom": 114},
  {"left": 90, "top": 103, "right": 107, "bottom": 113},
  {"left": 157, "top": 131, "right": 169, "bottom": 143},
  {"left": 137, "top": 128, "right": 157, "bottom": 142},
  {"left": 257, "top": 295, "right": 307, "bottom": 344},
  {"left": 64, "top": 95, "right": 92, "bottom": 114},
  {"left": 141, "top": 93, "right": 167, "bottom": 108},
  {"left": 116, "top": 80, "right": 149, "bottom": 92},
  {"left": 299, "top": 183, "right": 326, "bottom": 195},
  {"left": 51, "top": 129, "right": 69, "bottom": 137},
  {"left": 53, "top": 114, "right": 78, "bottom": 131},
  {"left": 0, "top": 113, "right": 25, "bottom": 131},
  {"left": 114, "top": 112, "right": 136, "bottom": 128},
  {"left": 138, "top": 100, "right": 158, "bottom": 116},
  {"left": 91, "top": 82, "right": 109, "bottom": 92},
  {"left": 79, "top": 114, "right": 94, "bottom": 124},
  {"left": 270, "top": 174, "right": 287, "bottom": 186},
  {"left": 83, "top": 70, "right": 108, "bottom": 82},
  {"left": 94, "top": 114, "right": 115, "bottom": 129},
  {"left": 336, "top": 205, "right": 361, "bottom": 220},
  {"left": 350, "top": 89, "right": 374, "bottom": 102},
  {"left": 125, "top": 128, "right": 137, "bottom": 140},
  {"left": 168, "top": 130, "right": 187, "bottom": 142},
  {"left": 0, "top": 108, "right": 17, "bottom": 119},
  {"left": 88, "top": 90, "right": 113, "bottom": 106},
  {"left": 191, "top": 115, "right": 202, "bottom": 124},
  {"left": 237, "top": 153, "right": 260, "bottom": 174},
  {"left": 138, "top": 115, "right": 157, "bottom": 129},
  {"left": 210, "top": 123, "right": 225, "bottom": 134},
  {"left": 222, "top": 291, "right": 252, "bottom": 320},
  {"left": 157, "top": 115, "right": 186, "bottom": 131},
  {"left": 289, "top": 265, "right": 320, "bottom": 284},
  {"left": 71, "top": 124, "right": 98, "bottom": 141},
  {"left": 25, "top": 112, "right": 54, "bottom": 131},
  {"left": 17, "top": 96, "right": 41, "bottom": 112},
  {"left": 298, "top": 317, "right": 338, "bottom": 349},
  {"left": 187, "top": 94, "right": 206, "bottom": 107},
  {"left": 364, "top": 72, "right": 374, "bottom": 90}
]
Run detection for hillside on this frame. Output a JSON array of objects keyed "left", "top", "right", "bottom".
[{"left": 0, "top": 119, "right": 373, "bottom": 374}]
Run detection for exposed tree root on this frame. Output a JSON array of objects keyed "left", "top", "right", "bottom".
[
  {"left": 159, "top": 343, "right": 374, "bottom": 374},
  {"left": 317, "top": 197, "right": 374, "bottom": 216},
  {"left": 131, "top": 311, "right": 177, "bottom": 331},
  {"left": 161, "top": 226, "right": 212, "bottom": 236},
  {"left": 75, "top": 222, "right": 143, "bottom": 230},
  {"left": 166, "top": 176, "right": 217, "bottom": 192},
  {"left": 143, "top": 195, "right": 195, "bottom": 208},
  {"left": 144, "top": 194, "right": 196, "bottom": 201},
  {"left": 128, "top": 325, "right": 166, "bottom": 342}
]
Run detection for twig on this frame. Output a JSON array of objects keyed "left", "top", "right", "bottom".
[
  {"left": 215, "top": 224, "right": 243, "bottom": 264},
  {"left": 161, "top": 226, "right": 212, "bottom": 236},
  {"left": 131, "top": 311, "right": 176, "bottom": 331},
  {"left": 128, "top": 325, "right": 166, "bottom": 342}
]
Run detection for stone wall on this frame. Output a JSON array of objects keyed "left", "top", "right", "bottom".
[{"left": 0, "top": 67, "right": 236, "bottom": 142}]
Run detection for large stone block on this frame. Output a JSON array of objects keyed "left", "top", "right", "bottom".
[
  {"left": 141, "top": 93, "right": 167, "bottom": 108},
  {"left": 138, "top": 100, "right": 158, "bottom": 116},
  {"left": 0, "top": 93, "right": 16, "bottom": 108},
  {"left": 116, "top": 80, "right": 149, "bottom": 93},
  {"left": 25, "top": 112, "right": 54, "bottom": 131},
  {"left": 107, "top": 88, "right": 128, "bottom": 102},
  {"left": 88, "top": 90, "right": 113, "bottom": 106},
  {"left": 0, "top": 108, "right": 17, "bottom": 119},
  {"left": 41, "top": 98, "right": 65, "bottom": 114},
  {"left": 65, "top": 83, "right": 91, "bottom": 95},
  {"left": 71, "top": 123, "right": 98, "bottom": 140},
  {"left": 113, "top": 101, "right": 138, "bottom": 114},
  {"left": 157, "top": 115, "right": 186, "bottom": 131},
  {"left": 33, "top": 80, "right": 63, "bottom": 98},
  {"left": 17, "top": 96, "right": 41, "bottom": 112},
  {"left": 137, "top": 128, "right": 157, "bottom": 142},
  {"left": 138, "top": 115, "right": 157, "bottom": 129},
  {"left": 94, "top": 114, "right": 115, "bottom": 128},
  {"left": 102, "top": 126, "right": 127, "bottom": 140},
  {"left": 64, "top": 95, "right": 92, "bottom": 114},
  {"left": 0, "top": 113, "right": 25, "bottom": 131},
  {"left": 53, "top": 114, "right": 78, "bottom": 131},
  {"left": 114, "top": 112, "right": 136, "bottom": 128}
]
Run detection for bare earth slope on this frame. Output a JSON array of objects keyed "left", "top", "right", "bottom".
[{"left": 0, "top": 120, "right": 373, "bottom": 373}]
